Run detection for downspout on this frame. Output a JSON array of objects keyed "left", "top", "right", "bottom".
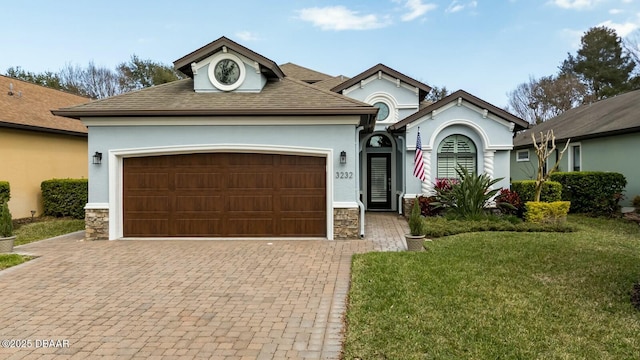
[
  {"left": 355, "top": 126, "right": 366, "bottom": 238},
  {"left": 397, "top": 135, "right": 406, "bottom": 215}
]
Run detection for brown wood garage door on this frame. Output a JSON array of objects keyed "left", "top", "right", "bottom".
[{"left": 123, "top": 153, "right": 326, "bottom": 237}]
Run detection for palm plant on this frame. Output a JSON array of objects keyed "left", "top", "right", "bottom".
[{"left": 433, "top": 165, "right": 503, "bottom": 220}]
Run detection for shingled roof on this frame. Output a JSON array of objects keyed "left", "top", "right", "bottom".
[
  {"left": 52, "top": 77, "right": 378, "bottom": 130},
  {"left": 388, "top": 89, "right": 529, "bottom": 132},
  {"left": 280, "top": 63, "right": 333, "bottom": 83},
  {"left": 513, "top": 89, "right": 640, "bottom": 148},
  {"left": 0, "top": 75, "right": 89, "bottom": 136}
]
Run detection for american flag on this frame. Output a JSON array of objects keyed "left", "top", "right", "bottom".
[{"left": 414, "top": 128, "right": 426, "bottom": 181}]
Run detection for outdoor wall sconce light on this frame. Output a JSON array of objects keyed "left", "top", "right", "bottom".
[
  {"left": 340, "top": 151, "right": 347, "bottom": 164},
  {"left": 92, "top": 151, "right": 103, "bottom": 165}
]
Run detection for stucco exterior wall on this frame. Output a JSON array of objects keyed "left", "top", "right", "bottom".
[
  {"left": 404, "top": 102, "right": 515, "bottom": 196},
  {"left": 511, "top": 132, "right": 640, "bottom": 206},
  {"left": 85, "top": 118, "right": 359, "bottom": 205},
  {"left": 0, "top": 128, "right": 87, "bottom": 218}
]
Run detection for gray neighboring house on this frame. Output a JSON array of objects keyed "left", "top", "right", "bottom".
[
  {"left": 511, "top": 89, "right": 640, "bottom": 206},
  {"left": 53, "top": 36, "right": 528, "bottom": 241}
]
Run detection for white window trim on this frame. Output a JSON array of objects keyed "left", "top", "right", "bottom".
[
  {"left": 207, "top": 53, "right": 246, "bottom": 91},
  {"left": 364, "top": 92, "right": 399, "bottom": 123},
  {"left": 568, "top": 142, "right": 582, "bottom": 172},
  {"left": 516, "top": 149, "right": 530, "bottom": 162}
]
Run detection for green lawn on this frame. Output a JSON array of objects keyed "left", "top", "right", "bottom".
[
  {"left": 14, "top": 218, "right": 84, "bottom": 246},
  {"left": 0, "top": 253, "right": 31, "bottom": 270},
  {"left": 344, "top": 216, "right": 640, "bottom": 360}
]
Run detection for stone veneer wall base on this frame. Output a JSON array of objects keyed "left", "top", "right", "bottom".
[
  {"left": 85, "top": 209, "right": 109, "bottom": 241},
  {"left": 333, "top": 208, "right": 360, "bottom": 240}
]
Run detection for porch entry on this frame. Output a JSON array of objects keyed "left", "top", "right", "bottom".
[{"left": 367, "top": 153, "right": 391, "bottom": 210}]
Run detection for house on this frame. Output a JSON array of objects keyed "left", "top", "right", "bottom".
[
  {"left": 0, "top": 75, "right": 89, "bottom": 218},
  {"left": 511, "top": 89, "right": 640, "bottom": 206},
  {"left": 53, "top": 37, "right": 527, "bottom": 241}
]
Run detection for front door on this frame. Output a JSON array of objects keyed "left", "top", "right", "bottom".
[{"left": 367, "top": 153, "right": 391, "bottom": 210}]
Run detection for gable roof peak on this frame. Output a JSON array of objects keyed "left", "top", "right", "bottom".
[
  {"left": 330, "top": 63, "right": 432, "bottom": 100},
  {"left": 173, "top": 36, "right": 285, "bottom": 80}
]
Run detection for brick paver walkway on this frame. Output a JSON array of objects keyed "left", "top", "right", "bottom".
[{"left": 0, "top": 212, "right": 407, "bottom": 359}]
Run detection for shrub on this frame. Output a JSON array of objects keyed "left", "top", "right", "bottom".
[
  {"left": 41, "top": 179, "right": 88, "bottom": 219},
  {"left": 0, "top": 181, "right": 9, "bottom": 204},
  {"left": 417, "top": 195, "right": 443, "bottom": 217},
  {"left": 495, "top": 188, "right": 524, "bottom": 218},
  {"left": 0, "top": 201, "right": 13, "bottom": 237},
  {"left": 423, "top": 215, "right": 575, "bottom": 238},
  {"left": 550, "top": 172, "right": 626, "bottom": 216},
  {"left": 632, "top": 195, "right": 640, "bottom": 208},
  {"left": 408, "top": 197, "right": 426, "bottom": 236},
  {"left": 434, "top": 165, "right": 502, "bottom": 220},
  {"left": 525, "top": 201, "right": 571, "bottom": 224},
  {"left": 511, "top": 180, "right": 562, "bottom": 202}
]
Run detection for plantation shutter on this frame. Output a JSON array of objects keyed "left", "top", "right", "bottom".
[
  {"left": 437, "top": 135, "right": 476, "bottom": 179},
  {"left": 369, "top": 157, "right": 388, "bottom": 202}
]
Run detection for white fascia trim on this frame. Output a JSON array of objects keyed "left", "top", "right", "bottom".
[
  {"left": 82, "top": 116, "right": 360, "bottom": 127},
  {"left": 85, "top": 202, "right": 109, "bottom": 210},
  {"left": 108, "top": 144, "right": 335, "bottom": 241},
  {"left": 342, "top": 73, "right": 418, "bottom": 96},
  {"left": 333, "top": 201, "right": 359, "bottom": 208}
]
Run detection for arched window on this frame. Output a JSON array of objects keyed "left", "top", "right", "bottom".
[
  {"left": 437, "top": 134, "right": 476, "bottom": 179},
  {"left": 366, "top": 134, "right": 392, "bottom": 148}
]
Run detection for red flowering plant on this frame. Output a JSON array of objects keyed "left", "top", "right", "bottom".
[
  {"left": 495, "top": 188, "right": 524, "bottom": 218},
  {"left": 417, "top": 195, "right": 442, "bottom": 217}
]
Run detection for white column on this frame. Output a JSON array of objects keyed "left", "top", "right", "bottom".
[
  {"left": 483, "top": 150, "right": 495, "bottom": 179},
  {"left": 421, "top": 149, "right": 433, "bottom": 195}
]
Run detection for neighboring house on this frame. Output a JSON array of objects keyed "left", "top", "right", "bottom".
[
  {"left": 0, "top": 75, "right": 89, "bottom": 218},
  {"left": 53, "top": 37, "right": 527, "bottom": 241},
  {"left": 511, "top": 89, "right": 640, "bottom": 206}
]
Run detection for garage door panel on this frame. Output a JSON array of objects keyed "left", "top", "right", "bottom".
[
  {"left": 280, "top": 172, "right": 325, "bottom": 189},
  {"left": 175, "top": 173, "right": 224, "bottom": 190},
  {"left": 125, "top": 195, "right": 170, "bottom": 212},
  {"left": 281, "top": 195, "right": 325, "bottom": 212},
  {"left": 174, "top": 220, "right": 223, "bottom": 237},
  {"left": 123, "top": 152, "right": 326, "bottom": 237},
  {"left": 227, "top": 173, "right": 274, "bottom": 189},
  {"left": 226, "top": 218, "right": 274, "bottom": 236},
  {"left": 175, "top": 196, "right": 224, "bottom": 212},
  {"left": 125, "top": 219, "right": 170, "bottom": 237},
  {"left": 125, "top": 173, "right": 169, "bottom": 190},
  {"left": 227, "top": 195, "right": 273, "bottom": 212}
]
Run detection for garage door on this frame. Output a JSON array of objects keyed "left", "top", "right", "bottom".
[{"left": 123, "top": 153, "right": 326, "bottom": 237}]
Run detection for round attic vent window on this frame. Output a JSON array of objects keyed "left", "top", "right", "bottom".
[{"left": 208, "top": 53, "right": 246, "bottom": 91}]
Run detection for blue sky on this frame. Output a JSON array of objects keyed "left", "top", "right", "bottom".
[{"left": 1, "top": 0, "right": 638, "bottom": 107}]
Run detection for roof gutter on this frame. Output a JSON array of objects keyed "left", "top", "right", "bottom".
[{"left": 0, "top": 121, "right": 87, "bottom": 137}]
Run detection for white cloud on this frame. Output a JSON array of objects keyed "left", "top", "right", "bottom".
[
  {"left": 561, "top": 28, "right": 584, "bottom": 49},
  {"left": 235, "top": 31, "right": 259, "bottom": 41},
  {"left": 445, "top": 1, "right": 478, "bottom": 14},
  {"left": 622, "top": 0, "right": 632, "bottom": 3},
  {"left": 550, "top": 0, "right": 602, "bottom": 10},
  {"left": 297, "top": 6, "right": 390, "bottom": 31},
  {"left": 609, "top": 8, "right": 623, "bottom": 14},
  {"left": 399, "top": 0, "right": 437, "bottom": 21},
  {"left": 598, "top": 19, "right": 640, "bottom": 36}
]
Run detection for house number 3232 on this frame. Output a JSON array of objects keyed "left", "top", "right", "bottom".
[{"left": 336, "top": 172, "right": 353, "bottom": 179}]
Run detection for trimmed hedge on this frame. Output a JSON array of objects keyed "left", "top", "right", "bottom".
[
  {"left": 525, "top": 201, "right": 570, "bottom": 224},
  {"left": 511, "top": 180, "right": 562, "bottom": 202},
  {"left": 549, "top": 172, "right": 626, "bottom": 215},
  {"left": 0, "top": 181, "right": 9, "bottom": 204},
  {"left": 41, "top": 179, "right": 88, "bottom": 219}
]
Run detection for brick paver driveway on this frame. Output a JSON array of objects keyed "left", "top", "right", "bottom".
[{"left": 0, "top": 213, "right": 407, "bottom": 359}]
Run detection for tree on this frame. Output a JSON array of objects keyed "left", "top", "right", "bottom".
[
  {"left": 507, "top": 74, "right": 585, "bottom": 124},
  {"left": 562, "top": 26, "right": 636, "bottom": 101},
  {"left": 58, "top": 62, "right": 121, "bottom": 99},
  {"left": 5, "top": 66, "right": 65, "bottom": 91},
  {"left": 116, "top": 55, "right": 183, "bottom": 92},
  {"left": 532, "top": 130, "right": 569, "bottom": 202},
  {"left": 424, "top": 85, "right": 449, "bottom": 103}
]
